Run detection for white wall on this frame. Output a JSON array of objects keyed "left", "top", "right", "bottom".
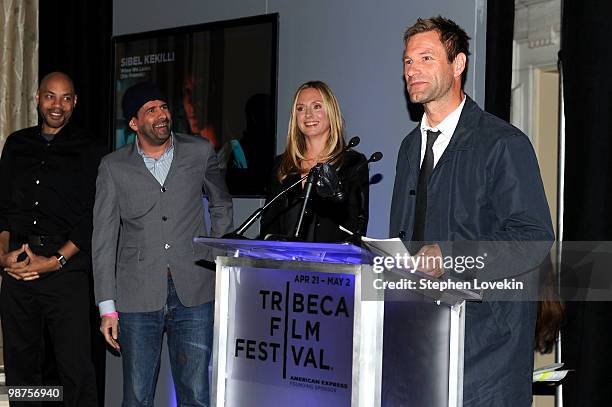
[{"left": 114, "top": 0, "right": 487, "bottom": 239}]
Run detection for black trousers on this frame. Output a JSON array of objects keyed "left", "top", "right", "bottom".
[{"left": 0, "top": 270, "right": 98, "bottom": 407}]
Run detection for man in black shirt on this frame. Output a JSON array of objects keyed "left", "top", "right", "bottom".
[{"left": 0, "top": 72, "right": 102, "bottom": 406}]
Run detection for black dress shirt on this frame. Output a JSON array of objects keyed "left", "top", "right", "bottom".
[
  {"left": 0, "top": 123, "right": 106, "bottom": 271},
  {"left": 260, "top": 150, "right": 369, "bottom": 243}
]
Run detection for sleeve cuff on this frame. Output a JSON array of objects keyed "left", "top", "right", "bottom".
[{"left": 98, "top": 300, "right": 116, "bottom": 316}]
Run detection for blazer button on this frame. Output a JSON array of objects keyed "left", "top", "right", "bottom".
[
  {"left": 162, "top": 216, "right": 168, "bottom": 221},
  {"left": 161, "top": 187, "right": 166, "bottom": 192},
  {"left": 398, "top": 230, "right": 406, "bottom": 239}
]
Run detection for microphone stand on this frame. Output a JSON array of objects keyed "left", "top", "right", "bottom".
[
  {"left": 291, "top": 137, "right": 362, "bottom": 239},
  {"left": 223, "top": 136, "right": 361, "bottom": 239},
  {"left": 292, "top": 164, "right": 320, "bottom": 239},
  {"left": 224, "top": 174, "right": 308, "bottom": 238}
]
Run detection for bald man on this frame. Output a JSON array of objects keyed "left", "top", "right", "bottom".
[{"left": 0, "top": 72, "right": 104, "bottom": 406}]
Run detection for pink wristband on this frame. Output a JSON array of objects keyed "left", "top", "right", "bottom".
[{"left": 102, "top": 312, "right": 119, "bottom": 318}]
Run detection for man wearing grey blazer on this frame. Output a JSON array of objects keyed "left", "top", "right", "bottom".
[{"left": 92, "top": 82, "right": 233, "bottom": 407}]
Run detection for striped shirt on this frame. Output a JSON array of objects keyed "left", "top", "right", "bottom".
[{"left": 136, "top": 135, "right": 175, "bottom": 185}]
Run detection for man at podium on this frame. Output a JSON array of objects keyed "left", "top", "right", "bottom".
[{"left": 390, "top": 16, "right": 554, "bottom": 407}]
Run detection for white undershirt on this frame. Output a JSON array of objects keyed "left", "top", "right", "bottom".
[{"left": 419, "top": 96, "right": 467, "bottom": 168}]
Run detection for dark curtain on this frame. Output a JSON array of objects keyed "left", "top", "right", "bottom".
[
  {"left": 38, "top": 2, "right": 112, "bottom": 406},
  {"left": 561, "top": 0, "right": 612, "bottom": 406},
  {"left": 484, "top": 0, "right": 515, "bottom": 122},
  {"left": 39, "top": 1, "right": 113, "bottom": 148}
]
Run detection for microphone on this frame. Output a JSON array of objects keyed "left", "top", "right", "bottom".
[
  {"left": 347, "top": 136, "right": 360, "bottom": 148},
  {"left": 341, "top": 151, "right": 384, "bottom": 182},
  {"left": 223, "top": 136, "right": 361, "bottom": 239},
  {"left": 369, "top": 151, "right": 383, "bottom": 163},
  {"left": 324, "top": 136, "right": 360, "bottom": 164}
]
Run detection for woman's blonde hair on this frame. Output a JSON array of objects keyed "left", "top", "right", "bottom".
[{"left": 277, "top": 81, "right": 345, "bottom": 181}]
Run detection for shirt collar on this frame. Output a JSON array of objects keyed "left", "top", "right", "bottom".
[
  {"left": 420, "top": 95, "right": 467, "bottom": 137},
  {"left": 136, "top": 132, "right": 175, "bottom": 159},
  {"left": 39, "top": 122, "right": 72, "bottom": 140}
]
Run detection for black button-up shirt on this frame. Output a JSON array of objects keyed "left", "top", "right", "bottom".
[{"left": 0, "top": 123, "right": 106, "bottom": 270}]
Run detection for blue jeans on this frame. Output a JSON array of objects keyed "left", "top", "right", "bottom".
[{"left": 119, "top": 277, "right": 214, "bottom": 407}]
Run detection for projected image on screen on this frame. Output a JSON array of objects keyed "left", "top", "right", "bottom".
[{"left": 112, "top": 14, "right": 278, "bottom": 197}]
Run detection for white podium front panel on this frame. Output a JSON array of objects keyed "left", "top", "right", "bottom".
[
  {"left": 202, "top": 240, "right": 466, "bottom": 407},
  {"left": 212, "top": 257, "right": 374, "bottom": 407}
]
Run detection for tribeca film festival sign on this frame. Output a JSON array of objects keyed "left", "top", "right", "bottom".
[{"left": 223, "top": 266, "right": 355, "bottom": 407}]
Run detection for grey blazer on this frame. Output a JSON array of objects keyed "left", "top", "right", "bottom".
[{"left": 92, "top": 133, "right": 233, "bottom": 312}]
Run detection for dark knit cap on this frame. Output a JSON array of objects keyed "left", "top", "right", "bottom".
[{"left": 122, "top": 82, "right": 166, "bottom": 121}]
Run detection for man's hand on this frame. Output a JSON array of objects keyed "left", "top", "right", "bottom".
[
  {"left": 0, "top": 244, "right": 27, "bottom": 269},
  {"left": 100, "top": 316, "right": 120, "bottom": 350},
  {"left": 4, "top": 244, "right": 61, "bottom": 280},
  {"left": 412, "top": 244, "right": 445, "bottom": 278}
]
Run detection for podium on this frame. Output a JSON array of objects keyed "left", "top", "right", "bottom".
[{"left": 195, "top": 238, "right": 480, "bottom": 407}]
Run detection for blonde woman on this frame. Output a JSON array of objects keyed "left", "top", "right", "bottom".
[{"left": 260, "top": 81, "right": 369, "bottom": 242}]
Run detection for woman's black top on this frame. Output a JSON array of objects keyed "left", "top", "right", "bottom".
[{"left": 260, "top": 150, "right": 369, "bottom": 243}]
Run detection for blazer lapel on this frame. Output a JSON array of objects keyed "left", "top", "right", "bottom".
[
  {"left": 128, "top": 140, "right": 163, "bottom": 186},
  {"left": 401, "top": 128, "right": 421, "bottom": 229},
  {"left": 161, "top": 134, "right": 179, "bottom": 187},
  {"left": 405, "top": 127, "right": 422, "bottom": 175},
  {"left": 435, "top": 96, "right": 480, "bottom": 169}
]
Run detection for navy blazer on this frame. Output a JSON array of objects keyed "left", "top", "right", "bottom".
[{"left": 389, "top": 96, "right": 554, "bottom": 406}]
